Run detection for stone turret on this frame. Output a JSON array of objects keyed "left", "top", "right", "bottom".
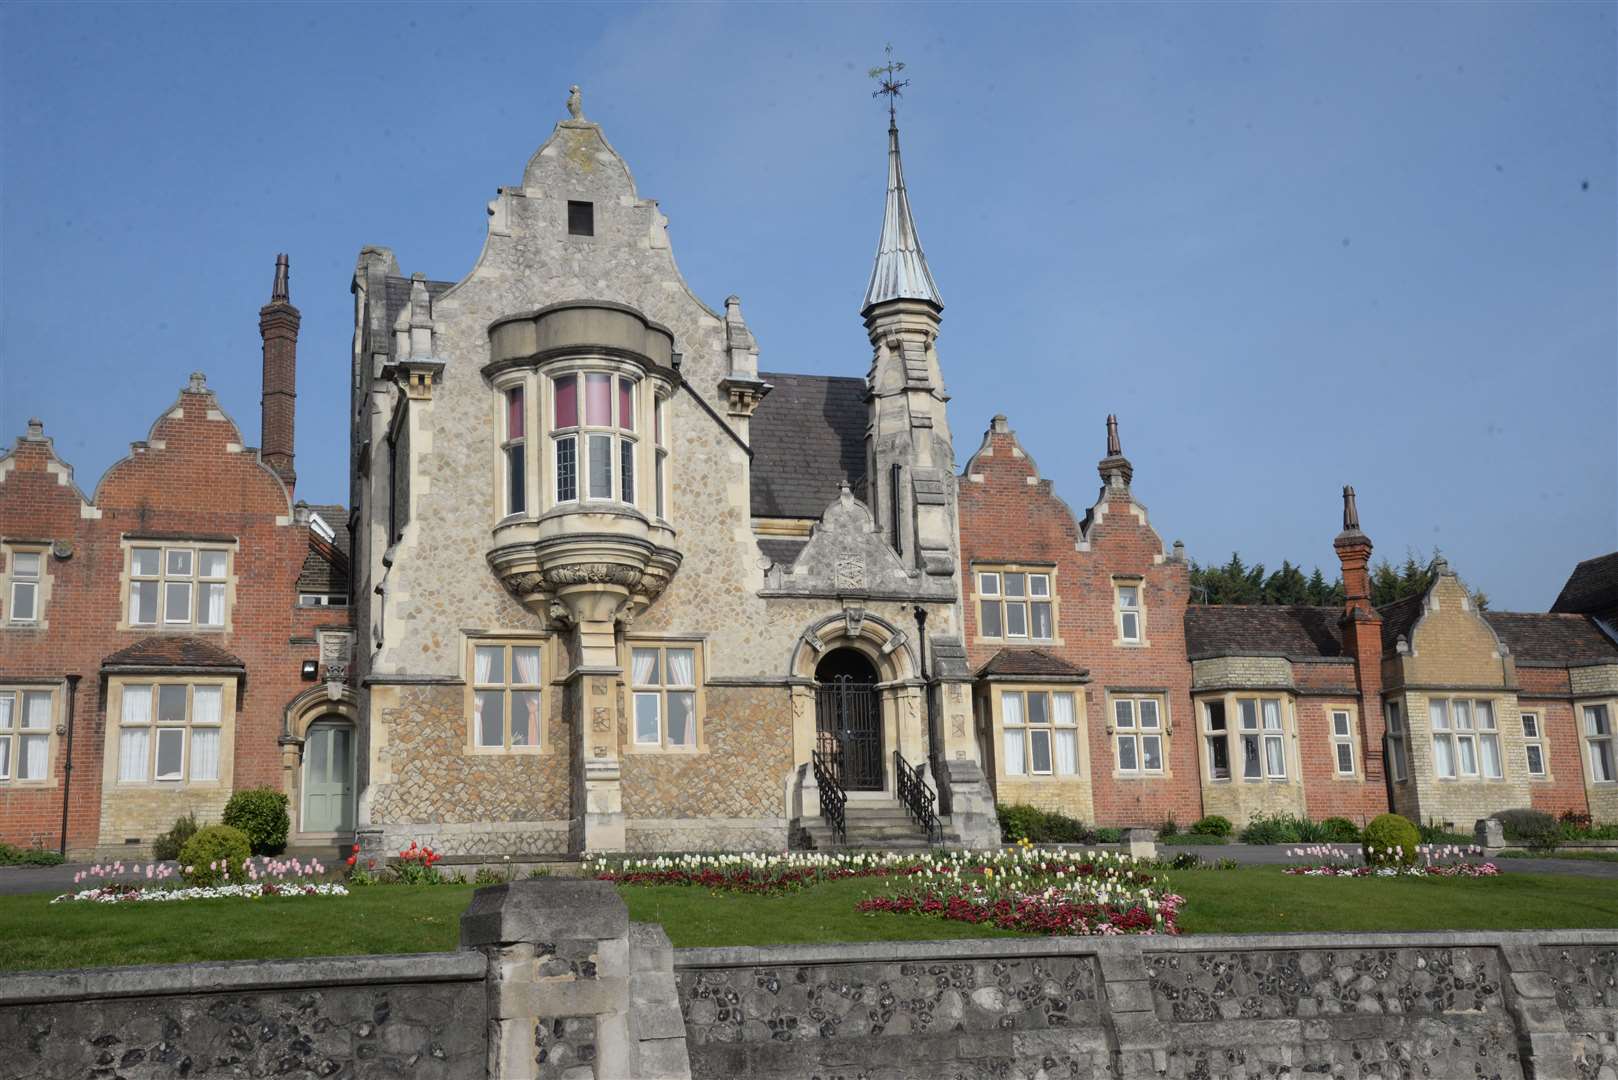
[{"left": 860, "top": 114, "right": 955, "bottom": 577}]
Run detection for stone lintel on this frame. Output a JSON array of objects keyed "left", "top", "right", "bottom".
[{"left": 460, "top": 879, "right": 628, "bottom": 948}]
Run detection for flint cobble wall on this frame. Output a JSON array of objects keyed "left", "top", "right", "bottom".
[
  {"left": 674, "top": 930, "right": 1618, "bottom": 1080},
  {"left": 0, "top": 953, "right": 487, "bottom": 1080}
]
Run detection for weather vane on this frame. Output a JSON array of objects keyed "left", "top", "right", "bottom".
[{"left": 869, "top": 43, "right": 909, "bottom": 124}]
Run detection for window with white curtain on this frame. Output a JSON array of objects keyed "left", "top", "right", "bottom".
[
  {"left": 115, "top": 682, "right": 225, "bottom": 783},
  {"left": 471, "top": 642, "right": 544, "bottom": 751},
  {"left": 997, "top": 689, "right": 1079, "bottom": 777},
  {"left": 630, "top": 643, "right": 699, "bottom": 749},
  {"left": 1585, "top": 703, "right": 1616, "bottom": 784},
  {"left": 1429, "top": 697, "right": 1502, "bottom": 780},
  {"left": 1236, "top": 697, "right": 1287, "bottom": 780},
  {"left": 1113, "top": 695, "right": 1164, "bottom": 774},
  {"left": 128, "top": 544, "right": 232, "bottom": 628},
  {"left": 5, "top": 547, "right": 44, "bottom": 624},
  {"left": 0, "top": 688, "right": 53, "bottom": 782}
]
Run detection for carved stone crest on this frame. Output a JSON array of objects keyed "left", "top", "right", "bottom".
[
  {"left": 843, "top": 605, "right": 865, "bottom": 641},
  {"left": 592, "top": 706, "right": 610, "bottom": 732},
  {"left": 835, "top": 551, "right": 865, "bottom": 590},
  {"left": 545, "top": 563, "right": 643, "bottom": 589}
]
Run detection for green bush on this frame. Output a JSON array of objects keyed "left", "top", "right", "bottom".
[
  {"left": 221, "top": 787, "right": 289, "bottom": 855},
  {"left": 152, "top": 813, "right": 200, "bottom": 863},
  {"left": 1493, "top": 808, "right": 1559, "bottom": 852},
  {"left": 472, "top": 867, "right": 504, "bottom": 885},
  {"left": 1093, "top": 828, "right": 1123, "bottom": 844},
  {"left": 1158, "top": 816, "right": 1179, "bottom": 837},
  {"left": 995, "top": 803, "right": 1095, "bottom": 844},
  {"left": 1190, "top": 815, "right": 1233, "bottom": 838},
  {"left": 0, "top": 842, "right": 66, "bottom": 866},
  {"left": 1362, "top": 813, "right": 1421, "bottom": 866},
  {"left": 1418, "top": 819, "right": 1474, "bottom": 845},
  {"left": 178, "top": 825, "right": 252, "bottom": 886},
  {"left": 1239, "top": 812, "right": 1303, "bottom": 845},
  {"left": 1317, "top": 817, "right": 1362, "bottom": 842}
]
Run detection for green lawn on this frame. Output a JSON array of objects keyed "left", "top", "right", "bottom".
[{"left": 3, "top": 867, "right": 1616, "bottom": 973}]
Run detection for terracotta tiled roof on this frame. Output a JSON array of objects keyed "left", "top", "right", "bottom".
[
  {"left": 976, "top": 648, "right": 1089, "bottom": 681},
  {"left": 102, "top": 637, "right": 245, "bottom": 671},
  {"left": 1551, "top": 551, "right": 1618, "bottom": 618},
  {"left": 1484, "top": 611, "right": 1618, "bottom": 667},
  {"left": 1184, "top": 605, "right": 1346, "bottom": 661},
  {"left": 750, "top": 372, "right": 867, "bottom": 519}
]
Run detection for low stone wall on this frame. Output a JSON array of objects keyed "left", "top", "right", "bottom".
[
  {"left": 0, "top": 953, "right": 488, "bottom": 1080},
  {"left": 674, "top": 930, "right": 1618, "bottom": 1080}
]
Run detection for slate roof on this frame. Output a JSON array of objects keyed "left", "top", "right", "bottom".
[
  {"left": 1551, "top": 551, "right": 1618, "bottom": 618},
  {"left": 976, "top": 648, "right": 1089, "bottom": 681},
  {"left": 1184, "top": 605, "right": 1347, "bottom": 661},
  {"left": 750, "top": 372, "right": 867, "bottom": 519},
  {"left": 102, "top": 637, "right": 246, "bottom": 671},
  {"left": 1378, "top": 594, "right": 1426, "bottom": 652},
  {"left": 297, "top": 504, "right": 350, "bottom": 595},
  {"left": 756, "top": 537, "right": 807, "bottom": 569},
  {"left": 1484, "top": 612, "right": 1618, "bottom": 667},
  {"left": 378, "top": 276, "right": 456, "bottom": 363}
]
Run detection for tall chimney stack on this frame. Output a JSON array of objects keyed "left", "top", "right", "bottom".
[
  {"left": 1333, "top": 485, "right": 1373, "bottom": 618},
  {"left": 259, "top": 253, "right": 299, "bottom": 489}
]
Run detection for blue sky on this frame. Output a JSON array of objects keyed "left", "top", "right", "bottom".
[{"left": 2, "top": 2, "right": 1612, "bottom": 611}]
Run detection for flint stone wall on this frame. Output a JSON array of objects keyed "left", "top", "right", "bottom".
[
  {"left": 675, "top": 930, "right": 1618, "bottom": 1080},
  {"left": 0, "top": 953, "right": 487, "bottom": 1080}
]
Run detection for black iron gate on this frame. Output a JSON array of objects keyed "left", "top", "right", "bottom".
[{"left": 815, "top": 675, "right": 883, "bottom": 790}]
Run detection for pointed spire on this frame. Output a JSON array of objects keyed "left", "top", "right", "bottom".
[
  {"left": 1106, "top": 414, "right": 1122, "bottom": 457},
  {"left": 270, "top": 253, "right": 290, "bottom": 303},
  {"left": 861, "top": 118, "right": 943, "bottom": 314},
  {"left": 1341, "top": 485, "right": 1360, "bottom": 532}
]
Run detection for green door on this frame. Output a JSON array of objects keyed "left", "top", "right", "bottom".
[{"left": 303, "top": 721, "right": 354, "bottom": 833}]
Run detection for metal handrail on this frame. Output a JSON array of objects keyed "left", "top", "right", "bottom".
[
  {"left": 810, "top": 750, "right": 847, "bottom": 846},
  {"left": 894, "top": 750, "right": 941, "bottom": 843}
]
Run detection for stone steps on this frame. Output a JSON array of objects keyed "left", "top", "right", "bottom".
[{"left": 793, "top": 804, "right": 937, "bottom": 851}]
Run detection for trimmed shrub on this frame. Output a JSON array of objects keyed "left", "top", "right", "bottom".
[
  {"left": 222, "top": 787, "right": 289, "bottom": 855},
  {"left": 1362, "top": 813, "right": 1420, "bottom": 866},
  {"left": 995, "top": 804, "right": 1095, "bottom": 845},
  {"left": 1158, "top": 817, "right": 1179, "bottom": 838},
  {"left": 152, "top": 813, "right": 200, "bottom": 863},
  {"left": 1493, "top": 808, "right": 1559, "bottom": 852},
  {"left": 1190, "top": 815, "right": 1233, "bottom": 838},
  {"left": 0, "top": 842, "right": 66, "bottom": 866},
  {"left": 1093, "top": 828, "right": 1123, "bottom": 844},
  {"left": 178, "top": 825, "right": 252, "bottom": 886},
  {"left": 1318, "top": 817, "right": 1361, "bottom": 842},
  {"left": 1239, "top": 813, "right": 1304, "bottom": 846}
]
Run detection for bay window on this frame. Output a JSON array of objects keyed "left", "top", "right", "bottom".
[
  {"left": 1203, "top": 699, "right": 1230, "bottom": 780},
  {"left": 630, "top": 643, "right": 699, "bottom": 749},
  {"left": 999, "top": 689, "right": 1079, "bottom": 777},
  {"left": 1113, "top": 696, "right": 1163, "bottom": 774},
  {"left": 1586, "top": 703, "right": 1616, "bottom": 783},
  {"left": 471, "top": 643, "right": 543, "bottom": 751},
  {"left": 116, "top": 682, "right": 224, "bottom": 783},
  {"left": 1237, "top": 697, "right": 1286, "bottom": 780},
  {"left": 0, "top": 688, "right": 53, "bottom": 782},
  {"left": 1429, "top": 698, "right": 1502, "bottom": 780},
  {"left": 654, "top": 395, "right": 668, "bottom": 519},
  {"left": 552, "top": 372, "right": 638, "bottom": 506},
  {"left": 503, "top": 386, "right": 527, "bottom": 515}
]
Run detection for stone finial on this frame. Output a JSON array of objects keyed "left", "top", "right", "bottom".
[
  {"left": 1433, "top": 555, "right": 1451, "bottom": 575},
  {"left": 990, "top": 414, "right": 1010, "bottom": 434},
  {"left": 1342, "top": 485, "right": 1360, "bottom": 531},
  {"left": 24, "top": 418, "right": 44, "bottom": 441},
  {"left": 1172, "top": 539, "right": 1186, "bottom": 562},
  {"left": 271, "top": 253, "right": 290, "bottom": 302},
  {"left": 566, "top": 84, "right": 584, "bottom": 120},
  {"left": 188, "top": 372, "right": 208, "bottom": 393},
  {"left": 1098, "top": 414, "right": 1133, "bottom": 489},
  {"left": 1106, "top": 414, "right": 1121, "bottom": 457}
]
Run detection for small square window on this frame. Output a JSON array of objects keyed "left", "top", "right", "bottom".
[{"left": 567, "top": 200, "right": 594, "bottom": 236}]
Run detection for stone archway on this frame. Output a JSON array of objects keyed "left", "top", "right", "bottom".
[
  {"left": 787, "top": 610, "right": 925, "bottom": 798},
  {"left": 282, "top": 684, "right": 361, "bottom": 838}
]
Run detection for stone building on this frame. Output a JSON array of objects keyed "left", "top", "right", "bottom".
[
  {"left": 346, "top": 94, "right": 996, "bottom": 858},
  {"left": 0, "top": 258, "right": 356, "bottom": 858}
]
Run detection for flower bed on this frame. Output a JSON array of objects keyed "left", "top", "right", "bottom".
[
  {"left": 52, "top": 855, "right": 347, "bottom": 904},
  {"left": 589, "top": 843, "right": 1181, "bottom": 936},
  {"left": 1282, "top": 843, "right": 1499, "bottom": 878}
]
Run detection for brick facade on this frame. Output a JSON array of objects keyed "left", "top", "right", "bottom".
[{"left": 0, "top": 267, "right": 353, "bottom": 857}]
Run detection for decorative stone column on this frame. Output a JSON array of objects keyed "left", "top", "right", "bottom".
[{"left": 460, "top": 878, "right": 690, "bottom": 1079}]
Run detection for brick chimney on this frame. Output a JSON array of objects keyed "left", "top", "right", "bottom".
[
  {"left": 259, "top": 253, "right": 299, "bottom": 489},
  {"left": 1334, "top": 485, "right": 1388, "bottom": 806}
]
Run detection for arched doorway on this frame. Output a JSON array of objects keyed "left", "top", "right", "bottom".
[
  {"left": 815, "top": 648, "right": 883, "bottom": 790},
  {"left": 302, "top": 719, "right": 356, "bottom": 833}
]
